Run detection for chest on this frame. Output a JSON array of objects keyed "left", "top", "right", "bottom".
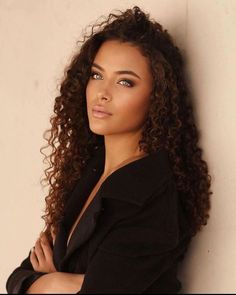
[{"left": 66, "top": 178, "right": 104, "bottom": 247}]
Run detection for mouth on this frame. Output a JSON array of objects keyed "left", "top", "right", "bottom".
[
  {"left": 92, "top": 110, "right": 112, "bottom": 118},
  {"left": 91, "top": 105, "right": 113, "bottom": 118}
]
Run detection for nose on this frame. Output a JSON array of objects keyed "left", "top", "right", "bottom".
[{"left": 96, "top": 86, "right": 112, "bottom": 102}]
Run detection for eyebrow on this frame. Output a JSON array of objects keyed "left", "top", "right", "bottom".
[{"left": 92, "top": 62, "right": 141, "bottom": 80}]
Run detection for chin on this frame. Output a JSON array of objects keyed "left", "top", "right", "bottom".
[
  {"left": 89, "top": 125, "right": 119, "bottom": 136},
  {"left": 88, "top": 124, "right": 108, "bottom": 136}
]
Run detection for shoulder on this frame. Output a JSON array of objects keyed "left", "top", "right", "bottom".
[
  {"left": 98, "top": 176, "right": 182, "bottom": 257},
  {"left": 100, "top": 148, "right": 175, "bottom": 207}
]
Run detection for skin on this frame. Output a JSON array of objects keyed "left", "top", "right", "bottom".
[
  {"left": 86, "top": 40, "right": 153, "bottom": 177},
  {"left": 30, "top": 231, "right": 56, "bottom": 273},
  {"left": 26, "top": 232, "right": 85, "bottom": 293}
]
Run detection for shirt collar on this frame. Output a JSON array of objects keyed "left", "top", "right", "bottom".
[{"left": 89, "top": 145, "right": 174, "bottom": 206}]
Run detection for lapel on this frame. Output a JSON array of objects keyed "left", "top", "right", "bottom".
[
  {"left": 97, "top": 146, "right": 173, "bottom": 206},
  {"left": 53, "top": 150, "right": 104, "bottom": 269},
  {"left": 54, "top": 145, "right": 173, "bottom": 268}
]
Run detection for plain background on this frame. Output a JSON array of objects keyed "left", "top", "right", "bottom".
[{"left": 1, "top": 0, "right": 236, "bottom": 293}]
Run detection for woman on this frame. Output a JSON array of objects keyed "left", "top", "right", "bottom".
[{"left": 6, "top": 6, "right": 212, "bottom": 294}]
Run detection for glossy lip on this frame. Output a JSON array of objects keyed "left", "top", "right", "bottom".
[
  {"left": 92, "top": 105, "right": 112, "bottom": 115},
  {"left": 92, "top": 110, "right": 112, "bottom": 118}
]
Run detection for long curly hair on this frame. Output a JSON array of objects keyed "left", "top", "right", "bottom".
[{"left": 40, "top": 6, "right": 212, "bottom": 241}]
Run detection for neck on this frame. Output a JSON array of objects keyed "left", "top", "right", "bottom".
[{"left": 101, "top": 131, "right": 147, "bottom": 178}]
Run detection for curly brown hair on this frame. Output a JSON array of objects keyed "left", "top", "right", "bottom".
[{"left": 40, "top": 6, "right": 212, "bottom": 241}]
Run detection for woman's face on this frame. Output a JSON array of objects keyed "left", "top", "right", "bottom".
[{"left": 86, "top": 40, "right": 153, "bottom": 136}]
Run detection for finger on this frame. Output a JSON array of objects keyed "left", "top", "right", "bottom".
[
  {"left": 40, "top": 234, "right": 57, "bottom": 272},
  {"left": 40, "top": 230, "right": 54, "bottom": 247},
  {"left": 50, "top": 227, "right": 56, "bottom": 245},
  {"left": 40, "top": 233, "right": 53, "bottom": 261},
  {"left": 34, "top": 238, "right": 45, "bottom": 263},
  {"left": 40, "top": 232, "right": 51, "bottom": 246},
  {"left": 30, "top": 247, "right": 39, "bottom": 271}
]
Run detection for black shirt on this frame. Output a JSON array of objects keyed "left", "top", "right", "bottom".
[{"left": 6, "top": 146, "right": 191, "bottom": 293}]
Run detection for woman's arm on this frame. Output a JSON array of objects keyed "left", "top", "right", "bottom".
[
  {"left": 26, "top": 272, "right": 85, "bottom": 294},
  {"left": 6, "top": 232, "right": 85, "bottom": 294},
  {"left": 6, "top": 231, "right": 56, "bottom": 293},
  {"left": 26, "top": 232, "right": 85, "bottom": 293}
]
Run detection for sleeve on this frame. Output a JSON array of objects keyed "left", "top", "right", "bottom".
[
  {"left": 6, "top": 250, "right": 46, "bottom": 294},
  {"left": 79, "top": 178, "right": 185, "bottom": 294}
]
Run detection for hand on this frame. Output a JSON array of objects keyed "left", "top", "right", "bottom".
[{"left": 30, "top": 231, "right": 57, "bottom": 273}]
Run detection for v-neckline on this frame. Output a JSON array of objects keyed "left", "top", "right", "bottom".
[
  {"left": 66, "top": 152, "right": 149, "bottom": 248},
  {"left": 66, "top": 177, "right": 104, "bottom": 247}
]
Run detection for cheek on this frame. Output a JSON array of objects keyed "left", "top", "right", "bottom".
[
  {"left": 113, "top": 95, "right": 150, "bottom": 132},
  {"left": 120, "top": 93, "right": 150, "bottom": 121},
  {"left": 86, "top": 83, "right": 93, "bottom": 104}
]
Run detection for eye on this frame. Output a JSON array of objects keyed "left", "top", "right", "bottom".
[
  {"left": 90, "top": 71, "right": 103, "bottom": 80},
  {"left": 118, "top": 79, "right": 134, "bottom": 87}
]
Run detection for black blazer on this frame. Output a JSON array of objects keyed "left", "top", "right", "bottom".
[{"left": 6, "top": 146, "right": 191, "bottom": 294}]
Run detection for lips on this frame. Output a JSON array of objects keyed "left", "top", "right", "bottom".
[{"left": 92, "top": 105, "right": 112, "bottom": 115}]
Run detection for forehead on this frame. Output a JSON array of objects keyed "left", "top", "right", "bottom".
[{"left": 93, "top": 40, "right": 151, "bottom": 74}]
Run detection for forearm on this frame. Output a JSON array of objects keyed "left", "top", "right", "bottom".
[{"left": 26, "top": 272, "right": 84, "bottom": 294}]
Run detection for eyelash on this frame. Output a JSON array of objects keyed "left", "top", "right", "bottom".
[{"left": 90, "top": 71, "right": 134, "bottom": 87}]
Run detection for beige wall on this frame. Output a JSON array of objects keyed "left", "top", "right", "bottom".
[{"left": 0, "top": 0, "right": 235, "bottom": 293}]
